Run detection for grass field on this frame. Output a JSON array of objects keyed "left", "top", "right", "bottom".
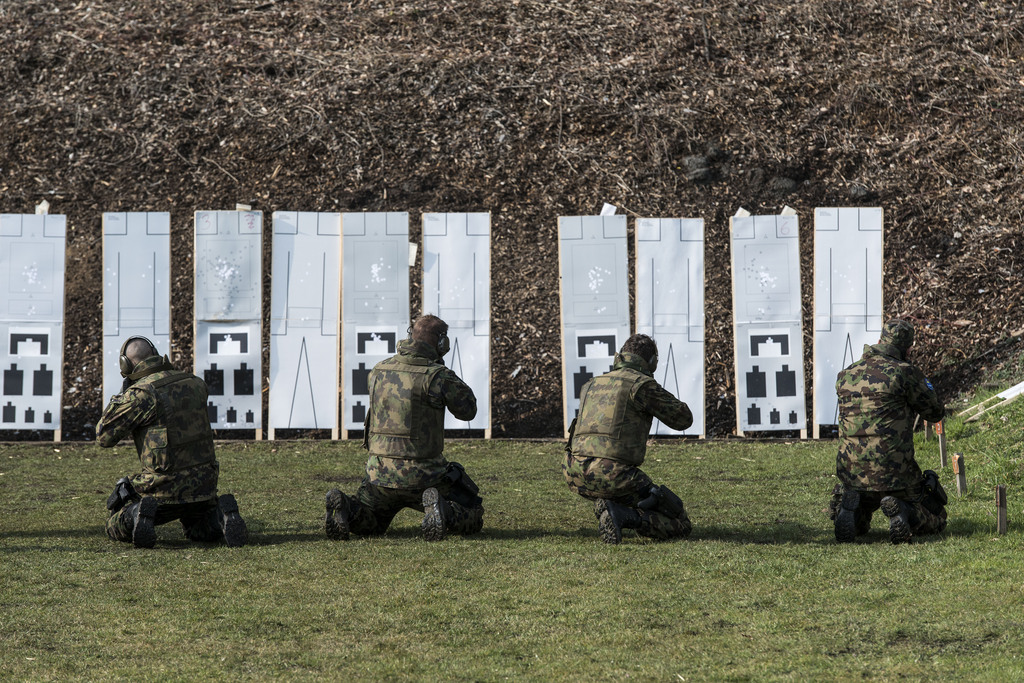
[{"left": 2, "top": 403, "right": 1024, "bottom": 681}]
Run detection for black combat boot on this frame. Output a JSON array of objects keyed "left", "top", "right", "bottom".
[
  {"left": 421, "top": 487, "right": 450, "bottom": 542},
  {"left": 880, "top": 496, "right": 912, "bottom": 544},
  {"left": 834, "top": 488, "right": 860, "bottom": 544},
  {"left": 218, "top": 494, "right": 248, "bottom": 547},
  {"left": 131, "top": 496, "right": 158, "bottom": 549},
  {"left": 325, "top": 489, "right": 352, "bottom": 541},
  {"left": 593, "top": 499, "right": 641, "bottom": 544}
]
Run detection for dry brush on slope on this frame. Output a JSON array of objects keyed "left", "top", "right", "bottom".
[{"left": 2, "top": 0, "right": 1023, "bottom": 439}]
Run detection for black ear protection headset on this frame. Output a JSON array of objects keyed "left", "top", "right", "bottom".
[
  {"left": 647, "top": 349, "right": 658, "bottom": 373},
  {"left": 435, "top": 330, "right": 450, "bottom": 357},
  {"left": 408, "top": 323, "right": 450, "bottom": 357},
  {"left": 119, "top": 335, "right": 158, "bottom": 378}
]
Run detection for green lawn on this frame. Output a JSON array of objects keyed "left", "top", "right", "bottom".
[{"left": 2, "top": 408, "right": 1023, "bottom": 681}]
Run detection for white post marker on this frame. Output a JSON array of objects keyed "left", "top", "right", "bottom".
[
  {"left": 936, "top": 419, "right": 948, "bottom": 468},
  {"left": 101, "top": 212, "right": 171, "bottom": 402},
  {"left": 421, "top": 212, "right": 491, "bottom": 435},
  {"left": 0, "top": 213, "right": 67, "bottom": 439},
  {"left": 193, "top": 210, "right": 263, "bottom": 436},
  {"left": 268, "top": 211, "right": 341, "bottom": 438},
  {"left": 635, "top": 217, "right": 705, "bottom": 437}
]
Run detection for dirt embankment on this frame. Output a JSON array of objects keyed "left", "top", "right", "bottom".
[{"left": 2, "top": 1, "right": 1022, "bottom": 439}]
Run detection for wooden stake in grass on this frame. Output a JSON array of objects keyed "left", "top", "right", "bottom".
[
  {"left": 996, "top": 485, "right": 1007, "bottom": 535},
  {"left": 953, "top": 453, "right": 967, "bottom": 497},
  {"left": 936, "top": 419, "right": 948, "bottom": 468},
  {"left": 925, "top": 421, "right": 933, "bottom": 441}
]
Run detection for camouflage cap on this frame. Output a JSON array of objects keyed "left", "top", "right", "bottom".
[{"left": 880, "top": 318, "right": 914, "bottom": 352}]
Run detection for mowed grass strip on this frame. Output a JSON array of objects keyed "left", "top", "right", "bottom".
[{"left": 1, "top": 424, "right": 1023, "bottom": 681}]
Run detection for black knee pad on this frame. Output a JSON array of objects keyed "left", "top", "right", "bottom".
[
  {"left": 921, "top": 469, "right": 947, "bottom": 515},
  {"left": 638, "top": 485, "right": 684, "bottom": 518},
  {"left": 444, "top": 461, "right": 483, "bottom": 509},
  {"left": 106, "top": 476, "right": 139, "bottom": 512}
]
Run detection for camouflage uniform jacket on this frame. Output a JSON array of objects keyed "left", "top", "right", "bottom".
[
  {"left": 836, "top": 341, "right": 944, "bottom": 491},
  {"left": 96, "top": 355, "right": 219, "bottom": 503},
  {"left": 570, "top": 352, "right": 693, "bottom": 466},
  {"left": 364, "top": 339, "right": 477, "bottom": 489}
]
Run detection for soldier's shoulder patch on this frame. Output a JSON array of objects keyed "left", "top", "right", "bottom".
[
  {"left": 108, "top": 393, "right": 130, "bottom": 405},
  {"left": 925, "top": 378, "right": 934, "bottom": 391}
]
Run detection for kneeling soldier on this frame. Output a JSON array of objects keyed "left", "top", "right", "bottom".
[
  {"left": 829, "top": 319, "right": 948, "bottom": 544},
  {"left": 563, "top": 334, "right": 694, "bottom": 544},
  {"left": 325, "top": 315, "right": 483, "bottom": 541},
  {"left": 97, "top": 337, "right": 248, "bottom": 548}
]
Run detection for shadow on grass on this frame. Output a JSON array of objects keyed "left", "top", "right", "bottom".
[
  {"left": 248, "top": 532, "right": 339, "bottom": 545},
  {"left": 688, "top": 521, "right": 972, "bottom": 546},
  {"left": 945, "top": 517, "right": 996, "bottom": 536},
  {"left": 478, "top": 527, "right": 603, "bottom": 540},
  {"left": 692, "top": 522, "right": 833, "bottom": 545},
  {"left": 5, "top": 506, "right": 981, "bottom": 549},
  {"left": 1, "top": 528, "right": 98, "bottom": 540},
  {"left": 237, "top": 517, "right": 991, "bottom": 546},
  {"left": 258, "top": 527, "right": 593, "bottom": 543},
  {"left": 0, "top": 527, "right": 102, "bottom": 552}
]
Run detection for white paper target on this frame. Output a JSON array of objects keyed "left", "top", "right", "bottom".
[
  {"left": 812, "top": 207, "right": 883, "bottom": 429},
  {"left": 269, "top": 211, "right": 341, "bottom": 432},
  {"left": 341, "top": 212, "right": 410, "bottom": 433},
  {"left": 636, "top": 217, "right": 705, "bottom": 436},
  {"left": 422, "top": 212, "right": 491, "bottom": 432},
  {"left": 731, "top": 213, "right": 806, "bottom": 433},
  {"left": 0, "top": 214, "right": 66, "bottom": 431},
  {"left": 102, "top": 212, "right": 171, "bottom": 402},
  {"left": 558, "top": 215, "right": 629, "bottom": 435},
  {"left": 194, "top": 210, "right": 262, "bottom": 430}
]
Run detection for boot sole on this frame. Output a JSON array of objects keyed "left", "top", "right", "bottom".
[
  {"left": 881, "top": 496, "right": 912, "bottom": 545},
  {"left": 133, "top": 496, "right": 158, "bottom": 549},
  {"left": 219, "top": 494, "right": 248, "bottom": 548},
  {"left": 834, "top": 489, "right": 859, "bottom": 544},
  {"left": 422, "top": 488, "right": 447, "bottom": 542},
  {"left": 324, "top": 489, "right": 350, "bottom": 541}
]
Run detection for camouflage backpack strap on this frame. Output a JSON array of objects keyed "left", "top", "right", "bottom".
[{"left": 147, "top": 372, "right": 191, "bottom": 390}]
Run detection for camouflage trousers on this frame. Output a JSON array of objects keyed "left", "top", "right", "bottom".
[
  {"left": 563, "top": 454, "right": 692, "bottom": 540},
  {"left": 106, "top": 497, "right": 222, "bottom": 543},
  {"left": 346, "top": 476, "right": 484, "bottom": 536},
  {"left": 828, "top": 483, "right": 947, "bottom": 536}
]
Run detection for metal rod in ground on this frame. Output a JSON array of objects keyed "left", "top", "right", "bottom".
[
  {"left": 996, "top": 485, "right": 1007, "bottom": 535},
  {"left": 937, "top": 419, "right": 948, "bottom": 468},
  {"left": 953, "top": 453, "right": 967, "bottom": 497}
]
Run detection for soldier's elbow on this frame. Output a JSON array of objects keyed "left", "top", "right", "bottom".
[
  {"left": 671, "top": 417, "right": 694, "bottom": 431},
  {"left": 454, "top": 406, "right": 478, "bottom": 421}
]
